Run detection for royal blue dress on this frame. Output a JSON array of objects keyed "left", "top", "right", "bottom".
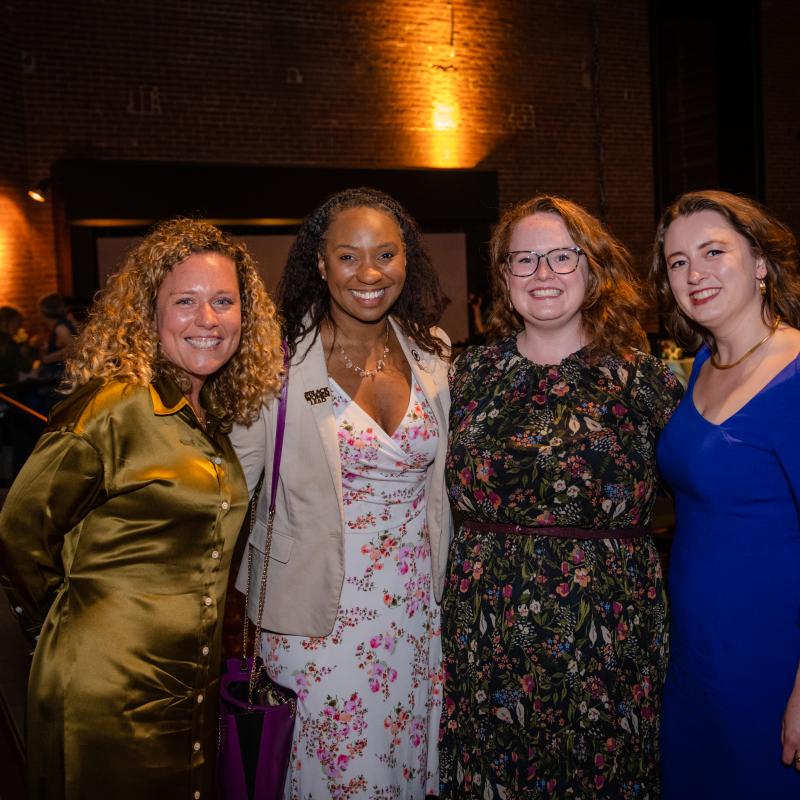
[{"left": 658, "top": 346, "right": 800, "bottom": 798}]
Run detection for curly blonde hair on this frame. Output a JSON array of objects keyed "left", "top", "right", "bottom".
[
  {"left": 485, "top": 195, "right": 648, "bottom": 356},
  {"left": 651, "top": 189, "right": 800, "bottom": 350},
  {"left": 65, "top": 218, "right": 283, "bottom": 428}
]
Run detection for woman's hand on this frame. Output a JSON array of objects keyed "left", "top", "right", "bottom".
[{"left": 781, "top": 672, "right": 800, "bottom": 771}]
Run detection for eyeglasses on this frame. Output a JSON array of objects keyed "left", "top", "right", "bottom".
[{"left": 503, "top": 246, "right": 584, "bottom": 277}]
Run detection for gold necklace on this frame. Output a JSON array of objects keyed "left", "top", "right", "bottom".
[
  {"left": 710, "top": 316, "right": 781, "bottom": 370},
  {"left": 336, "top": 323, "right": 390, "bottom": 378}
]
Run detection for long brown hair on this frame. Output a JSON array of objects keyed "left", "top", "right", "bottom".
[
  {"left": 485, "top": 195, "right": 648, "bottom": 355},
  {"left": 651, "top": 190, "right": 800, "bottom": 350}
]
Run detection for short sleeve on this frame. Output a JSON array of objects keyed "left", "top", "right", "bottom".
[
  {"left": 629, "top": 352, "right": 684, "bottom": 437},
  {"left": 0, "top": 430, "right": 105, "bottom": 640},
  {"left": 448, "top": 345, "right": 483, "bottom": 394}
]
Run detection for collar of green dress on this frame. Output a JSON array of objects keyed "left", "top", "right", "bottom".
[{"left": 149, "top": 375, "right": 223, "bottom": 435}]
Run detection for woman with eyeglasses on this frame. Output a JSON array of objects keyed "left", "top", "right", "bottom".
[{"left": 439, "top": 196, "right": 682, "bottom": 798}]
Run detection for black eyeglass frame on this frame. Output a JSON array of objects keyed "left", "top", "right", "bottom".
[{"left": 503, "top": 246, "right": 585, "bottom": 277}]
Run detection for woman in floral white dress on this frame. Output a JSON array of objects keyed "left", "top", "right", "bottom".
[{"left": 231, "top": 187, "right": 452, "bottom": 799}]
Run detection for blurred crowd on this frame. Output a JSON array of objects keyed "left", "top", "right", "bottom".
[{"left": 0, "top": 293, "right": 86, "bottom": 484}]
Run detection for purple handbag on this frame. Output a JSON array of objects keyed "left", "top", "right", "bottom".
[{"left": 217, "top": 347, "right": 296, "bottom": 800}]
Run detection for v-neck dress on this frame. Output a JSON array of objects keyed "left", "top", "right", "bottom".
[
  {"left": 658, "top": 345, "right": 800, "bottom": 798},
  {"left": 263, "top": 376, "right": 443, "bottom": 799}
]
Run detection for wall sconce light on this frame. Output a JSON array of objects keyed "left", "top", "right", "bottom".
[{"left": 27, "top": 179, "right": 49, "bottom": 203}]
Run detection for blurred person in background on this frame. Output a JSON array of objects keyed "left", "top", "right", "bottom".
[
  {"left": 0, "top": 305, "right": 35, "bottom": 385},
  {"left": 37, "top": 292, "right": 77, "bottom": 382}
]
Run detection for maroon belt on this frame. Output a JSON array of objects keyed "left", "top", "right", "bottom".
[{"left": 461, "top": 518, "right": 650, "bottom": 540}]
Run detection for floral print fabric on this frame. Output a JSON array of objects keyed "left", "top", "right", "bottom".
[
  {"left": 440, "top": 338, "right": 682, "bottom": 799},
  {"left": 264, "top": 377, "right": 442, "bottom": 800}
]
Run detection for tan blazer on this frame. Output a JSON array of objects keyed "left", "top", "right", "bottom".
[{"left": 230, "top": 317, "right": 453, "bottom": 637}]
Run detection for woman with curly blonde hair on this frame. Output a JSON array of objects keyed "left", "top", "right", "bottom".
[
  {"left": 66, "top": 217, "right": 282, "bottom": 427},
  {"left": 441, "top": 196, "right": 683, "bottom": 798},
  {"left": 0, "top": 217, "right": 282, "bottom": 800}
]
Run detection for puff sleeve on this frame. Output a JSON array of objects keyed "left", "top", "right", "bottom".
[{"left": 629, "top": 351, "right": 684, "bottom": 438}]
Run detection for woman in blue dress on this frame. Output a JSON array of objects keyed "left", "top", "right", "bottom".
[{"left": 653, "top": 190, "right": 800, "bottom": 797}]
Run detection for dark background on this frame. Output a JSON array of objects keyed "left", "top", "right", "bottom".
[
  {"left": 2, "top": 0, "right": 798, "bottom": 336},
  {"left": 1, "top": 2, "right": 799, "bottom": 796}
]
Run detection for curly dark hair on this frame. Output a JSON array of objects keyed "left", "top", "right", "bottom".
[
  {"left": 278, "top": 187, "right": 448, "bottom": 359},
  {"left": 651, "top": 190, "right": 800, "bottom": 350},
  {"left": 485, "top": 195, "right": 648, "bottom": 356}
]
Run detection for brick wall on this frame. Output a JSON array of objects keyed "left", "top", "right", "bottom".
[
  {"left": 1, "top": 0, "right": 796, "bottom": 335},
  {"left": 761, "top": 0, "right": 800, "bottom": 237},
  {"left": 0, "top": 4, "right": 41, "bottom": 322}
]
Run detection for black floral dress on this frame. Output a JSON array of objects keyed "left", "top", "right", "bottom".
[{"left": 440, "top": 338, "right": 682, "bottom": 800}]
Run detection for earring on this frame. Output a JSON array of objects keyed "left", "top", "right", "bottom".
[{"left": 758, "top": 278, "right": 766, "bottom": 296}]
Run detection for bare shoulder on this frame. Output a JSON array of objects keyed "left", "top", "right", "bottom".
[
  {"left": 760, "top": 325, "right": 800, "bottom": 377},
  {"left": 774, "top": 325, "right": 800, "bottom": 353},
  {"left": 732, "top": 323, "right": 800, "bottom": 385}
]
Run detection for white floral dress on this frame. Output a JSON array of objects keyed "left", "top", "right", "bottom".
[{"left": 264, "top": 376, "right": 443, "bottom": 800}]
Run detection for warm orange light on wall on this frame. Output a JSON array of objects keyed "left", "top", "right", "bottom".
[
  {"left": 428, "top": 73, "right": 463, "bottom": 167},
  {"left": 0, "top": 193, "right": 34, "bottom": 311},
  {"left": 379, "top": 2, "right": 504, "bottom": 169},
  {"left": 432, "top": 101, "right": 458, "bottom": 132}
]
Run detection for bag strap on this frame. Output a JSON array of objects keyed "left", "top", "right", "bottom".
[
  {"left": 243, "top": 341, "right": 290, "bottom": 706},
  {"left": 240, "top": 478, "right": 263, "bottom": 662}
]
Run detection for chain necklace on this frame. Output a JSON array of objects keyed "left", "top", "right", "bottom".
[
  {"left": 710, "top": 316, "right": 781, "bottom": 370},
  {"left": 336, "top": 323, "right": 390, "bottom": 378}
]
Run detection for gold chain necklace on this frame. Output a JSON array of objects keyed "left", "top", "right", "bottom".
[
  {"left": 336, "top": 323, "right": 390, "bottom": 378},
  {"left": 710, "top": 316, "right": 781, "bottom": 370}
]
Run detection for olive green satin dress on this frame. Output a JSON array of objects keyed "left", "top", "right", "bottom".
[{"left": 0, "top": 377, "right": 248, "bottom": 800}]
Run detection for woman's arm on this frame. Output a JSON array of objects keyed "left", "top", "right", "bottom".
[
  {"left": 629, "top": 351, "right": 684, "bottom": 436},
  {"left": 772, "top": 371, "right": 800, "bottom": 770},
  {"left": 0, "top": 431, "right": 104, "bottom": 641},
  {"left": 229, "top": 404, "right": 270, "bottom": 496},
  {"left": 782, "top": 664, "right": 800, "bottom": 769}
]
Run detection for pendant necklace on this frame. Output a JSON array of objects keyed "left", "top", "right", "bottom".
[
  {"left": 337, "top": 323, "right": 390, "bottom": 378},
  {"left": 710, "top": 316, "right": 781, "bottom": 370}
]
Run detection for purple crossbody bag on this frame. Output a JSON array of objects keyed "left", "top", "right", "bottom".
[{"left": 217, "top": 346, "right": 296, "bottom": 800}]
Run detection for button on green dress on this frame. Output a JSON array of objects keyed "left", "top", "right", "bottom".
[{"left": 0, "top": 376, "right": 248, "bottom": 800}]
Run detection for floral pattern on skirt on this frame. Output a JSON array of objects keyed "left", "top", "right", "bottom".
[
  {"left": 440, "top": 339, "right": 682, "bottom": 799},
  {"left": 264, "top": 377, "right": 442, "bottom": 800}
]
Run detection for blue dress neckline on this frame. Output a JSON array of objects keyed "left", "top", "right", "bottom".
[{"left": 688, "top": 344, "right": 800, "bottom": 427}]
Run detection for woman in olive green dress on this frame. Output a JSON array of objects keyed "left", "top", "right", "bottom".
[{"left": 0, "top": 219, "right": 282, "bottom": 800}]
